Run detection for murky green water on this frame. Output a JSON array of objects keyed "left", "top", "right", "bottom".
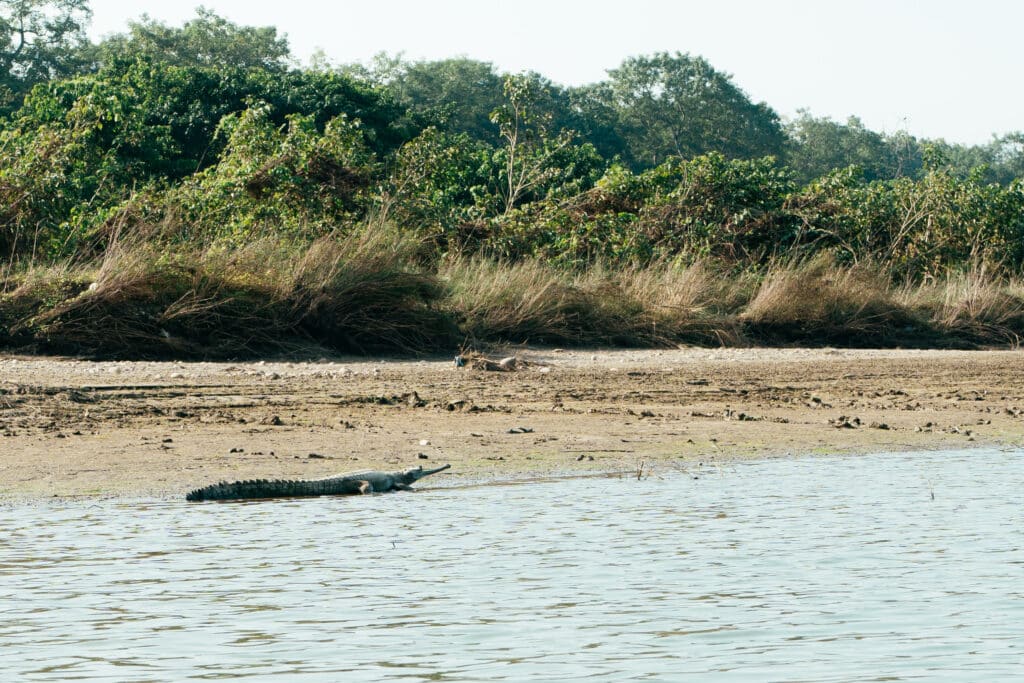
[{"left": 2, "top": 449, "right": 1022, "bottom": 681}]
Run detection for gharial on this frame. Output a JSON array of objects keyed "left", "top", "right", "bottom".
[{"left": 185, "top": 464, "right": 451, "bottom": 502}]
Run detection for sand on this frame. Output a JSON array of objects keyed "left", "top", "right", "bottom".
[{"left": 2, "top": 347, "right": 1022, "bottom": 501}]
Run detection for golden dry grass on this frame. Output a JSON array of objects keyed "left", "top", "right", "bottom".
[{"left": 4, "top": 229, "right": 1024, "bottom": 357}]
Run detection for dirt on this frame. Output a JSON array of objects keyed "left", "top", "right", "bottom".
[{"left": 2, "top": 347, "right": 1023, "bottom": 502}]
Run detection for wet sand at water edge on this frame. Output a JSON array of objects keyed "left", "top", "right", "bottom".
[{"left": 2, "top": 348, "right": 1023, "bottom": 501}]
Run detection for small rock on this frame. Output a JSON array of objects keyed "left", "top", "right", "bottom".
[
  {"left": 418, "top": 453, "right": 429, "bottom": 459},
  {"left": 308, "top": 453, "right": 325, "bottom": 459},
  {"left": 261, "top": 415, "right": 284, "bottom": 426},
  {"left": 229, "top": 447, "right": 244, "bottom": 453},
  {"left": 419, "top": 439, "right": 431, "bottom": 446}
]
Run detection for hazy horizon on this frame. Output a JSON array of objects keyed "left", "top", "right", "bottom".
[{"left": 85, "top": 0, "right": 1023, "bottom": 146}]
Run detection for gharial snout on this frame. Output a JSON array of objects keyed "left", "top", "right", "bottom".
[{"left": 415, "top": 463, "right": 452, "bottom": 478}]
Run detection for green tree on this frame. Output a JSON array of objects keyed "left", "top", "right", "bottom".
[
  {"left": 786, "top": 112, "right": 922, "bottom": 183},
  {"left": 0, "top": 57, "right": 407, "bottom": 257},
  {"left": 565, "top": 81, "right": 629, "bottom": 163},
  {"left": 11, "top": 57, "right": 405, "bottom": 178},
  {"left": 375, "top": 56, "right": 506, "bottom": 143},
  {"left": 0, "top": 0, "right": 91, "bottom": 110},
  {"left": 938, "top": 133, "right": 1024, "bottom": 185},
  {"left": 94, "top": 8, "right": 290, "bottom": 72},
  {"left": 153, "top": 105, "right": 375, "bottom": 243},
  {"left": 489, "top": 74, "right": 578, "bottom": 216},
  {"left": 606, "top": 52, "right": 786, "bottom": 167},
  {"left": 349, "top": 56, "right": 581, "bottom": 150},
  {"left": 989, "top": 133, "right": 1024, "bottom": 183},
  {"left": 380, "top": 126, "right": 492, "bottom": 253}
]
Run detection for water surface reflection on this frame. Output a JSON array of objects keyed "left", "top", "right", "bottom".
[{"left": 1, "top": 449, "right": 1021, "bottom": 681}]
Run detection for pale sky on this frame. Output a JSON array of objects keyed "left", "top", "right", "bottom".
[{"left": 86, "top": 0, "right": 1023, "bottom": 146}]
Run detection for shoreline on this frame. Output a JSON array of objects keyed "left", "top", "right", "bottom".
[{"left": 2, "top": 348, "right": 1023, "bottom": 503}]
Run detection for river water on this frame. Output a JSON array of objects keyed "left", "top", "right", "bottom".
[{"left": 1, "top": 449, "right": 1022, "bottom": 681}]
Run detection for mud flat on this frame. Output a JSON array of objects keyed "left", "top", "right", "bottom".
[{"left": 2, "top": 348, "right": 1022, "bottom": 501}]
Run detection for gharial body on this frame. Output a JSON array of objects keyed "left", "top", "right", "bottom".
[{"left": 185, "top": 464, "right": 451, "bottom": 502}]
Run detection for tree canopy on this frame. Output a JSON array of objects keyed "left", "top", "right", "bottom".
[
  {"left": 604, "top": 52, "right": 787, "bottom": 167},
  {"left": 0, "top": 0, "right": 91, "bottom": 109},
  {"left": 94, "top": 8, "right": 291, "bottom": 72},
  {"left": 1, "top": 3, "right": 1022, "bottom": 277}
]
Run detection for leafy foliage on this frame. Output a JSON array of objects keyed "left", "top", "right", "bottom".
[
  {"left": 94, "top": 8, "right": 291, "bottom": 72},
  {"left": 153, "top": 106, "right": 375, "bottom": 243},
  {"left": 605, "top": 52, "right": 787, "bottom": 167},
  {"left": 786, "top": 112, "right": 922, "bottom": 183},
  {"left": 0, "top": 8, "right": 1022, "bottom": 301},
  {"left": 0, "top": 0, "right": 91, "bottom": 111}
]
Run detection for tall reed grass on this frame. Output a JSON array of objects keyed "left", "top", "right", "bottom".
[{"left": 3, "top": 226, "right": 1023, "bottom": 358}]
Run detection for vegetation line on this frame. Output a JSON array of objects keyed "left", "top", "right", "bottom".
[{"left": 1, "top": 4, "right": 1022, "bottom": 357}]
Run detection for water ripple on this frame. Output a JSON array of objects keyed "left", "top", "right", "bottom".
[{"left": 1, "top": 449, "right": 1022, "bottom": 681}]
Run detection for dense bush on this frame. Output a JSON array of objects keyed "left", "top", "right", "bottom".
[{"left": 2, "top": 6, "right": 1024, "bottom": 356}]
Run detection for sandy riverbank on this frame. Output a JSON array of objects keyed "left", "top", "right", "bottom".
[{"left": 2, "top": 347, "right": 1022, "bottom": 501}]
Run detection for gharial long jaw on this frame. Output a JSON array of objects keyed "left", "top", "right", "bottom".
[{"left": 399, "top": 463, "right": 452, "bottom": 485}]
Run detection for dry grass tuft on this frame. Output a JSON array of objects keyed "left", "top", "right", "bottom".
[
  {"left": 609, "top": 260, "right": 748, "bottom": 345},
  {"left": 901, "top": 264, "right": 1024, "bottom": 346},
  {"left": 24, "top": 240, "right": 288, "bottom": 357},
  {"left": 442, "top": 257, "right": 603, "bottom": 345},
  {"left": 442, "top": 258, "right": 747, "bottom": 347},
  {"left": 5, "top": 224, "right": 455, "bottom": 358},
  {"left": 740, "top": 256, "right": 917, "bottom": 346},
  {"left": 285, "top": 226, "right": 454, "bottom": 354}
]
